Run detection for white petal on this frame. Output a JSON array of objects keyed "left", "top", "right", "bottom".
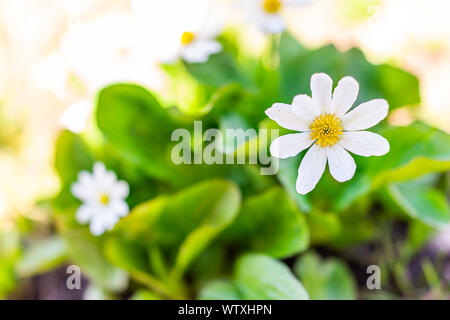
[
  {"left": 110, "top": 180, "right": 130, "bottom": 199},
  {"left": 311, "top": 73, "right": 333, "bottom": 113},
  {"left": 330, "top": 76, "right": 359, "bottom": 117},
  {"left": 75, "top": 204, "right": 94, "bottom": 224},
  {"left": 110, "top": 200, "right": 130, "bottom": 218},
  {"left": 296, "top": 144, "right": 327, "bottom": 195},
  {"left": 89, "top": 217, "right": 107, "bottom": 236},
  {"left": 93, "top": 162, "right": 107, "bottom": 179},
  {"left": 257, "top": 14, "right": 285, "bottom": 34},
  {"left": 71, "top": 171, "right": 96, "bottom": 202},
  {"left": 265, "top": 103, "right": 311, "bottom": 131},
  {"left": 270, "top": 133, "right": 314, "bottom": 159},
  {"left": 292, "top": 94, "right": 320, "bottom": 122},
  {"left": 342, "top": 99, "right": 389, "bottom": 131},
  {"left": 327, "top": 144, "right": 356, "bottom": 182},
  {"left": 181, "top": 40, "right": 222, "bottom": 63},
  {"left": 339, "top": 131, "right": 390, "bottom": 157}
]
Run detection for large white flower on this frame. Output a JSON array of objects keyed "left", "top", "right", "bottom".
[
  {"left": 71, "top": 162, "right": 130, "bottom": 236},
  {"left": 242, "top": 0, "right": 312, "bottom": 34},
  {"left": 266, "top": 73, "right": 390, "bottom": 195},
  {"left": 132, "top": 0, "right": 223, "bottom": 63}
]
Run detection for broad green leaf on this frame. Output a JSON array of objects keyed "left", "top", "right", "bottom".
[
  {"left": 54, "top": 130, "right": 93, "bottom": 184},
  {"left": 219, "top": 112, "right": 257, "bottom": 154},
  {"left": 16, "top": 236, "right": 67, "bottom": 277},
  {"left": 377, "top": 64, "right": 420, "bottom": 109},
  {"left": 184, "top": 52, "right": 247, "bottom": 88},
  {"left": 234, "top": 253, "right": 309, "bottom": 300},
  {"left": 225, "top": 187, "right": 309, "bottom": 258},
  {"left": 388, "top": 180, "right": 450, "bottom": 228},
  {"left": 62, "top": 229, "right": 128, "bottom": 292},
  {"left": 169, "top": 180, "right": 241, "bottom": 277},
  {"left": 368, "top": 122, "right": 450, "bottom": 186},
  {"left": 104, "top": 237, "right": 149, "bottom": 274},
  {"left": 333, "top": 122, "right": 450, "bottom": 211},
  {"left": 96, "top": 84, "right": 177, "bottom": 183},
  {"left": 279, "top": 33, "right": 420, "bottom": 109},
  {"left": 198, "top": 279, "right": 241, "bottom": 300},
  {"left": 294, "top": 252, "right": 357, "bottom": 300},
  {"left": 117, "top": 179, "right": 241, "bottom": 277}
]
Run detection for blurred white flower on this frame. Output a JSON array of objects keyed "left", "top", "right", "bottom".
[
  {"left": 71, "top": 162, "right": 129, "bottom": 236},
  {"left": 132, "top": 0, "right": 223, "bottom": 63},
  {"left": 59, "top": 99, "right": 93, "bottom": 134},
  {"left": 61, "top": 14, "right": 161, "bottom": 92},
  {"left": 32, "top": 53, "right": 69, "bottom": 98},
  {"left": 242, "top": 0, "right": 312, "bottom": 34},
  {"left": 266, "top": 73, "right": 390, "bottom": 194}
]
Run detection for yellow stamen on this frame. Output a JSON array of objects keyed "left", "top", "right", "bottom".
[
  {"left": 263, "top": 0, "right": 282, "bottom": 14},
  {"left": 99, "top": 193, "right": 109, "bottom": 205},
  {"left": 181, "top": 31, "right": 195, "bottom": 45},
  {"left": 310, "top": 113, "right": 343, "bottom": 148}
]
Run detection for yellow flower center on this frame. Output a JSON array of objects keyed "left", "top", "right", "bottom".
[
  {"left": 181, "top": 31, "right": 195, "bottom": 45},
  {"left": 309, "top": 113, "right": 343, "bottom": 148},
  {"left": 99, "top": 193, "right": 109, "bottom": 205},
  {"left": 263, "top": 0, "right": 282, "bottom": 14}
]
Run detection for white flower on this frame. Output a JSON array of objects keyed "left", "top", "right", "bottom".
[
  {"left": 266, "top": 73, "right": 390, "bottom": 195},
  {"left": 132, "top": 0, "right": 223, "bottom": 63},
  {"left": 242, "top": 0, "right": 312, "bottom": 34},
  {"left": 61, "top": 14, "right": 161, "bottom": 92},
  {"left": 71, "top": 162, "right": 130, "bottom": 236}
]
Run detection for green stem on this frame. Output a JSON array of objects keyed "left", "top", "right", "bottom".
[{"left": 130, "top": 270, "right": 186, "bottom": 300}]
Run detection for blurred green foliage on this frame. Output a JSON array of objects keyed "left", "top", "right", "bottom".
[{"left": 2, "top": 31, "right": 450, "bottom": 300}]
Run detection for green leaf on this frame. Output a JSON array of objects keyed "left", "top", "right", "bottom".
[
  {"left": 198, "top": 279, "right": 241, "bottom": 300},
  {"left": 388, "top": 179, "right": 450, "bottom": 228},
  {"left": 184, "top": 52, "right": 247, "bottom": 88},
  {"left": 368, "top": 122, "right": 450, "bottom": 186},
  {"left": 96, "top": 84, "right": 177, "bottom": 183},
  {"left": 279, "top": 33, "right": 420, "bottom": 109},
  {"left": 103, "top": 237, "right": 149, "bottom": 274},
  {"left": 333, "top": 122, "right": 450, "bottom": 211},
  {"left": 377, "top": 64, "right": 420, "bottom": 109},
  {"left": 16, "top": 236, "right": 67, "bottom": 277},
  {"left": 294, "top": 252, "right": 357, "bottom": 300},
  {"left": 62, "top": 229, "right": 128, "bottom": 292},
  {"left": 233, "top": 253, "right": 309, "bottom": 300},
  {"left": 117, "top": 179, "right": 241, "bottom": 277},
  {"left": 54, "top": 130, "right": 93, "bottom": 184},
  {"left": 219, "top": 112, "right": 257, "bottom": 154},
  {"left": 225, "top": 187, "right": 309, "bottom": 258}
]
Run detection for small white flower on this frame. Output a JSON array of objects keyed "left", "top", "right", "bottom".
[
  {"left": 266, "top": 73, "right": 390, "bottom": 195},
  {"left": 71, "top": 162, "right": 130, "bottom": 236},
  {"left": 243, "top": 0, "right": 312, "bottom": 34},
  {"left": 132, "top": 0, "right": 223, "bottom": 63}
]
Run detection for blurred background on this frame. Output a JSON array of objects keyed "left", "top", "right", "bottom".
[{"left": 0, "top": 0, "right": 449, "bottom": 299}]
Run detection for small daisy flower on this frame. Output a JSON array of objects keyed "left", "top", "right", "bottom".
[
  {"left": 266, "top": 73, "right": 390, "bottom": 195},
  {"left": 242, "top": 0, "right": 312, "bottom": 34},
  {"left": 71, "top": 162, "right": 130, "bottom": 236},
  {"left": 132, "top": 0, "right": 223, "bottom": 63}
]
